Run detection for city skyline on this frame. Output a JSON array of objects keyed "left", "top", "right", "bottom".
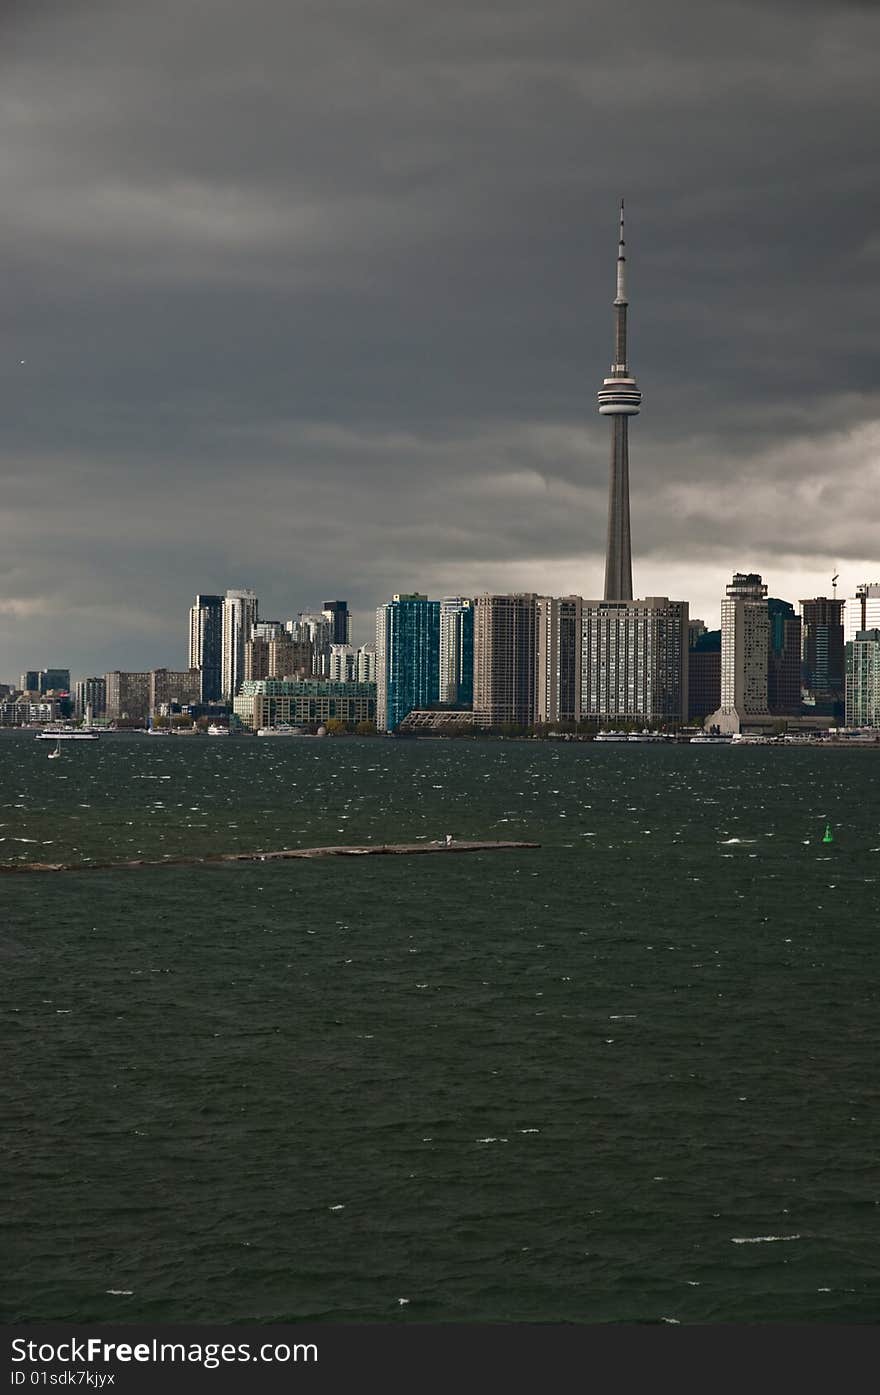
[{"left": 2, "top": 0, "right": 879, "bottom": 677}]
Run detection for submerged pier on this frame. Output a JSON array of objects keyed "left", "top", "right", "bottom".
[{"left": 1, "top": 839, "right": 540, "bottom": 875}]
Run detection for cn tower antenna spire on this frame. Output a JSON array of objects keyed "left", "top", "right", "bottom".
[{"left": 598, "top": 199, "right": 642, "bottom": 601}]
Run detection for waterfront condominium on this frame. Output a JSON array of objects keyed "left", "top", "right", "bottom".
[
  {"left": 706, "top": 573, "right": 770, "bottom": 734},
  {"left": 472, "top": 594, "right": 538, "bottom": 728},
  {"left": 581, "top": 597, "right": 688, "bottom": 727},
  {"left": 439, "top": 597, "right": 475, "bottom": 706},
  {"left": 221, "top": 589, "right": 259, "bottom": 703},
  {"left": 104, "top": 671, "right": 151, "bottom": 724},
  {"left": 188, "top": 594, "right": 223, "bottom": 702},
  {"left": 375, "top": 594, "right": 441, "bottom": 732},
  {"left": 845, "top": 629, "right": 880, "bottom": 727}
]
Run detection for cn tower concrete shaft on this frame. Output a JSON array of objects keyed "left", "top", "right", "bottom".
[{"left": 597, "top": 201, "right": 641, "bottom": 601}]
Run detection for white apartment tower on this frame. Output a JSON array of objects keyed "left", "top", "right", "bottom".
[
  {"left": 706, "top": 573, "right": 770, "bottom": 734},
  {"left": 221, "top": 588, "right": 259, "bottom": 702}
]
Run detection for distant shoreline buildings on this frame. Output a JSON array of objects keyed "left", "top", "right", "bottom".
[{"left": 4, "top": 209, "right": 879, "bottom": 735}]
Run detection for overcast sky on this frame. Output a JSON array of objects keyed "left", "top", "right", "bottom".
[{"left": 1, "top": 0, "right": 878, "bottom": 679}]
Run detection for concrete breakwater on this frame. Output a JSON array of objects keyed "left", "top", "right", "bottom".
[{"left": 0, "top": 839, "right": 540, "bottom": 875}]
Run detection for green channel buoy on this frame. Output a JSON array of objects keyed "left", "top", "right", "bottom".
[{"left": 822, "top": 823, "right": 834, "bottom": 844}]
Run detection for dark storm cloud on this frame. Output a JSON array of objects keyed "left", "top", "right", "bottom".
[{"left": 1, "top": 0, "right": 878, "bottom": 673}]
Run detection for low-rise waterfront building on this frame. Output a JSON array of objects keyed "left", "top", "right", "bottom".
[
  {"left": 234, "top": 679, "right": 376, "bottom": 729},
  {"left": 0, "top": 698, "right": 60, "bottom": 726}
]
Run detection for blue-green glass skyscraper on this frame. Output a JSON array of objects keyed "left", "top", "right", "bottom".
[{"left": 376, "top": 594, "right": 441, "bottom": 731}]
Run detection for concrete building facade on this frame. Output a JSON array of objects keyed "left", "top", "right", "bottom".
[
  {"left": 105, "top": 671, "right": 151, "bottom": 723},
  {"left": 472, "top": 594, "right": 538, "bottom": 728},
  {"left": 581, "top": 597, "right": 688, "bottom": 727},
  {"left": 706, "top": 573, "right": 770, "bottom": 734}
]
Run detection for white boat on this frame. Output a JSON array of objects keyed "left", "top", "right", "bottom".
[
  {"left": 47, "top": 741, "right": 61, "bottom": 759},
  {"left": 690, "top": 734, "right": 733, "bottom": 744},
  {"left": 256, "top": 725, "right": 309, "bottom": 736},
  {"left": 36, "top": 728, "right": 100, "bottom": 741},
  {"left": 207, "top": 724, "right": 231, "bottom": 736}
]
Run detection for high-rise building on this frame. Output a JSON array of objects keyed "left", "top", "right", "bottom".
[
  {"left": 375, "top": 594, "right": 441, "bottom": 732},
  {"left": 582, "top": 598, "right": 688, "bottom": 727},
  {"left": 846, "top": 630, "right": 880, "bottom": 728},
  {"left": 844, "top": 584, "right": 880, "bottom": 644},
  {"left": 22, "top": 669, "right": 70, "bottom": 694},
  {"left": 356, "top": 644, "right": 376, "bottom": 684},
  {"left": 597, "top": 201, "right": 642, "bottom": 601},
  {"left": 328, "top": 642, "right": 375, "bottom": 683},
  {"left": 688, "top": 629, "right": 721, "bottom": 722},
  {"left": 150, "top": 668, "right": 201, "bottom": 713},
  {"left": 323, "top": 601, "right": 351, "bottom": 646},
  {"left": 800, "top": 596, "right": 844, "bottom": 715},
  {"left": 706, "top": 573, "right": 770, "bottom": 733},
  {"left": 188, "top": 594, "right": 223, "bottom": 702},
  {"left": 245, "top": 622, "right": 286, "bottom": 682},
  {"left": 221, "top": 589, "right": 259, "bottom": 702},
  {"left": 536, "top": 596, "right": 583, "bottom": 723},
  {"left": 472, "top": 594, "right": 538, "bottom": 728},
  {"left": 288, "top": 613, "right": 333, "bottom": 677},
  {"left": 105, "top": 671, "right": 151, "bottom": 723},
  {"left": 74, "top": 677, "right": 107, "bottom": 720},
  {"left": 439, "top": 597, "right": 475, "bottom": 706},
  {"left": 767, "top": 598, "right": 802, "bottom": 717},
  {"left": 268, "top": 638, "right": 312, "bottom": 680},
  {"left": 329, "top": 644, "right": 357, "bottom": 683}
]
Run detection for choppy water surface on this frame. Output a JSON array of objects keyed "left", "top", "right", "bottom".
[{"left": 3, "top": 731, "right": 880, "bottom": 1322}]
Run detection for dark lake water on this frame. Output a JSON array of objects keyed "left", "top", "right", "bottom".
[{"left": 3, "top": 731, "right": 880, "bottom": 1322}]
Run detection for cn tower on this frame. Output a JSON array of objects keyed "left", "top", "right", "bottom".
[{"left": 597, "top": 201, "right": 642, "bottom": 600}]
